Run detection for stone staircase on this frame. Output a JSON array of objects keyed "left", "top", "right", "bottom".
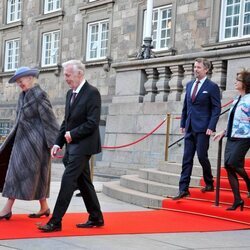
[{"left": 102, "top": 162, "right": 217, "bottom": 208}]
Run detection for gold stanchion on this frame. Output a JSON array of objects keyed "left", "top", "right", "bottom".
[
  {"left": 90, "top": 155, "right": 95, "bottom": 182},
  {"left": 164, "top": 113, "right": 171, "bottom": 161}
]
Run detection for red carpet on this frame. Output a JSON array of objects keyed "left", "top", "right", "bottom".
[
  {"left": 0, "top": 210, "right": 249, "bottom": 240},
  {"left": 162, "top": 158, "right": 250, "bottom": 225}
]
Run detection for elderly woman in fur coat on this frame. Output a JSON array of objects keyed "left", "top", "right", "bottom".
[{"left": 0, "top": 67, "right": 59, "bottom": 220}]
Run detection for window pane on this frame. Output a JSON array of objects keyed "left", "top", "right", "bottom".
[
  {"left": 225, "top": 17, "right": 232, "bottom": 27},
  {"left": 5, "top": 39, "right": 20, "bottom": 71},
  {"left": 225, "top": 28, "right": 231, "bottom": 38},
  {"left": 87, "top": 20, "right": 109, "bottom": 60},
  {"left": 233, "top": 16, "right": 239, "bottom": 25},
  {"left": 232, "top": 27, "right": 238, "bottom": 36},
  {"left": 7, "top": 0, "right": 21, "bottom": 23},
  {"left": 42, "top": 30, "right": 60, "bottom": 66},
  {"left": 243, "top": 24, "right": 250, "bottom": 35},
  {"left": 244, "top": 13, "right": 250, "bottom": 24},
  {"left": 226, "top": 6, "right": 233, "bottom": 16},
  {"left": 44, "top": 0, "right": 61, "bottom": 13},
  {"left": 246, "top": 2, "right": 250, "bottom": 12},
  {"left": 149, "top": 6, "right": 172, "bottom": 50},
  {"left": 233, "top": 4, "right": 240, "bottom": 15}
]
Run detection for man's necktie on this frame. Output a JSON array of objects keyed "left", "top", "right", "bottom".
[
  {"left": 70, "top": 92, "right": 77, "bottom": 106},
  {"left": 191, "top": 81, "right": 200, "bottom": 102}
]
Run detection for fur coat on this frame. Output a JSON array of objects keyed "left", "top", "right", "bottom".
[{"left": 0, "top": 85, "right": 59, "bottom": 200}]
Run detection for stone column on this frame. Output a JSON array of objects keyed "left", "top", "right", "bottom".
[
  {"left": 180, "top": 63, "right": 194, "bottom": 101},
  {"left": 143, "top": 68, "right": 158, "bottom": 102},
  {"left": 155, "top": 66, "right": 171, "bottom": 102},
  {"left": 167, "top": 65, "right": 184, "bottom": 101},
  {"left": 211, "top": 60, "right": 227, "bottom": 98}
]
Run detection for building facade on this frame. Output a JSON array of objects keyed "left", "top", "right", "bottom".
[{"left": 0, "top": 0, "right": 250, "bottom": 174}]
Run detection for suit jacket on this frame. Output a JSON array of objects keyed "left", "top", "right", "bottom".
[
  {"left": 181, "top": 78, "right": 221, "bottom": 133},
  {"left": 56, "top": 81, "right": 101, "bottom": 155}
]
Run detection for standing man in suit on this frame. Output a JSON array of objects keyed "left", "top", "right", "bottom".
[
  {"left": 39, "top": 60, "right": 104, "bottom": 232},
  {"left": 172, "top": 58, "right": 221, "bottom": 200}
]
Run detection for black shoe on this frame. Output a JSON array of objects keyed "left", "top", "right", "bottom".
[
  {"left": 28, "top": 208, "right": 50, "bottom": 218},
  {"left": 38, "top": 222, "right": 62, "bottom": 232},
  {"left": 0, "top": 212, "right": 12, "bottom": 220},
  {"left": 75, "top": 192, "right": 82, "bottom": 197},
  {"left": 201, "top": 185, "right": 214, "bottom": 193},
  {"left": 226, "top": 200, "right": 244, "bottom": 211},
  {"left": 172, "top": 191, "right": 190, "bottom": 200},
  {"left": 76, "top": 219, "right": 104, "bottom": 228}
]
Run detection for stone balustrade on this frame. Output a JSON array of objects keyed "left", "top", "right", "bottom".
[{"left": 112, "top": 46, "right": 250, "bottom": 104}]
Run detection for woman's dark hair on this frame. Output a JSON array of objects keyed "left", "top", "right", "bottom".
[{"left": 237, "top": 69, "right": 250, "bottom": 94}]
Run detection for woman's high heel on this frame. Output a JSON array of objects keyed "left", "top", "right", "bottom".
[
  {"left": 226, "top": 200, "right": 244, "bottom": 211},
  {"left": 28, "top": 208, "right": 50, "bottom": 218},
  {"left": 0, "top": 212, "right": 12, "bottom": 220}
]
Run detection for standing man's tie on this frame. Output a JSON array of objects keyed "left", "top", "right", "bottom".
[
  {"left": 191, "top": 81, "right": 200, "bottom": 102},
  {"left": 70, "top": 92, "right": 77, "bottom": 106}
]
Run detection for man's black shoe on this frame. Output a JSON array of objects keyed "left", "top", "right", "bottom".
[
  {"left": 76, "top": 220, "right": 104, "bottom": 228},
  {"left": 38, "top": 222, "right": 62, "bottom": 232},
  {"left": 172, "top": 190, "right": 190, "bottom": 200},
  {"left": 75, "top": 192, "right": 81, "bottom": 197},
  {"left": 201, "top": 185, "right": 214, "bottom": 193}
]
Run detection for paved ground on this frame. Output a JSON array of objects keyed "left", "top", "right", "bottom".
[{"left": 0, "top": 163, "right": 250, "bottom": 250}]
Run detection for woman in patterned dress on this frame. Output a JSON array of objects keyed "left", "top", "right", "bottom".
[
  {"left": 0, "top": 67, "right": 59, "bottom": 220},
  {"left": 214, "top": 69, "right": 250, "bottom": 211}
]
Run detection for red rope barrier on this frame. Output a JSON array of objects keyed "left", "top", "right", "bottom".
[
  {"left": 102, "top": 118, "right": 166, "bottom": 149},
  {"left": 54, "top": 117, "right": 167, "bottom": 157},
  {"left": 54, "top": 99, "right": 234, "bottom": 157},
  {"left": 221, "top": 99, "right": 233, "bottom": 108},
  {"left": 173, "top": 99, "right": 234, "bottom": 120}
]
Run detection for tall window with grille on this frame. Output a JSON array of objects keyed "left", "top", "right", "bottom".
[
  {"left": 7, "top": 0, "right": 22, "bottom": 24},
  {"left": 0, "top": 121, "right": 13, "bottom": 144},
  {"left": 143, "top": 5, "right": 172, "bottom": 50},
  {"left": 220, "top": 0, "right": 250, "bottom": 41},
  {"left": 86, "top": 20, "right": 109, "bottom": 61},
  {"left": 41, "top": 30, "right": 60, "bottom": 67},
  {"left": 4, "top": 39, "right": 20, "bottom": 72},
  {"left": 44, "top": 0, "right": 61, "bottom": 14}
]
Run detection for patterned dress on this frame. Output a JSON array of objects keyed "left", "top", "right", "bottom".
[{"left": 0, "top": 85, "right": 59, "bottom": 200}]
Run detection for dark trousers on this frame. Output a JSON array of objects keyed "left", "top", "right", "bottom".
[
  {"left": 51, "top": 153, "right": 103, "bottom": 224},
  {"left": 179, "top": 131, "right": 214, "bottom": 191}
]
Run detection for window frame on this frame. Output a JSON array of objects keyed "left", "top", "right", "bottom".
[
  {"left": 44, "top": 0, "right": 61, "bottom": 14},
  {"left": 143, "top": 5, "right": 172, "bottom": 51},
  {"left": 86, "top": 19, "right": 109, "bottom": 61},
  {"left": 220, "top": 0, "right": 250, "bottom": 41},
  {"left": 41, "top": 30, "right": 60, "bottom": 67},
  {"left": 6, "top": 0, "right": 22, "bottom": 24},
  {"left": 4, "top": 38, "right": 20, "bottom": 72}
]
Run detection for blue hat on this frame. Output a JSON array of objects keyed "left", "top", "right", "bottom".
[{"left": 8, "top": 67, "right": 40, "bottom": 83}]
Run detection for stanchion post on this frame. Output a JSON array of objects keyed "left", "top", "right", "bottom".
[
  {"left": 90, "top": 155, "right": 95, "bottom": 182},
  {"left": 164, "top": 113, "right": 171, "bottom": 161},
  {"left": 215, "top": 138, "right": 223, "bottom": 207}
]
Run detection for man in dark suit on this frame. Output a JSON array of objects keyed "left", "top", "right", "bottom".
[
  {"left": 172, "top": 58, "right": 221, "bottom": 200},
  {"left": 39, "top": 60, "right": 104, "bottom": 232}
]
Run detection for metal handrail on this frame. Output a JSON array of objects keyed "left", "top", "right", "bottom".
[
  {"left": 165, "top": 108, "right": 230, "bottom": 207},
  {"left": 167, "top": 108, "right": 230, "bottom": 150},
  {"left": 215, "top": 138, "right": 223, "bottom": 206}
]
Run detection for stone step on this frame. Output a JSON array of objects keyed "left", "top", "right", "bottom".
[
  {"left": 120, "top": 174, "right": 179, "bottom": 196},
  {"left": 158, "top": 162, "right": 217, "bottom": 176},
  {"left": 102, "top": 181, "right": 164, "bottom": 208},
  {"left": 139, "top": 168, "right": 201, "bottom": 186}
]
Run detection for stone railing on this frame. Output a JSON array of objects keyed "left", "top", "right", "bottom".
[{"left": 111, "top": 46, "right": 250, "bottom": 103}]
